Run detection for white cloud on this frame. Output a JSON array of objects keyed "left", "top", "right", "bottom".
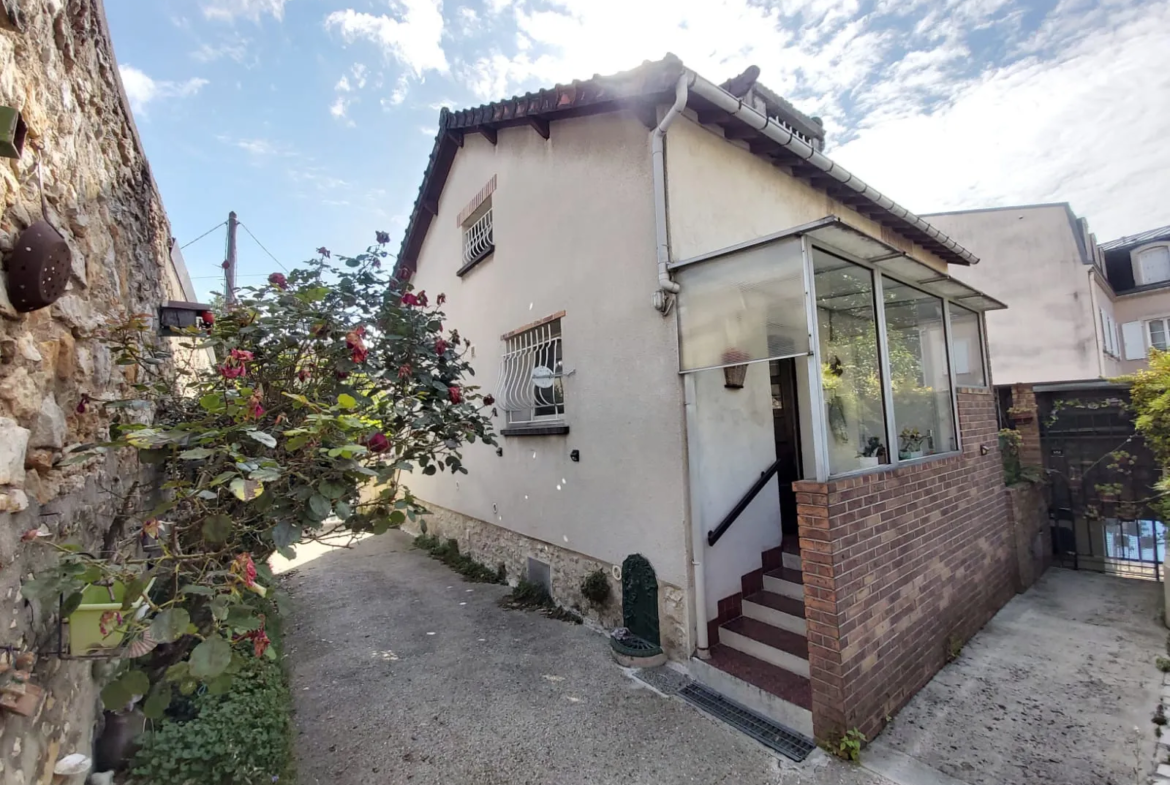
[
  {"left": 330, "top": 95, "right": 354, "bottom": 123},
  {"left": 192, "top": 34, "right": 252, "bottom": 64},
  {"left": 442, "top": 0, "right": 1170, "bottom": 239},
  {"left": 118, "top": 65, "right": 208, "bottom": 114},
  {"left": 202, "top": 0, "right": 287, "bottom": 22},
  {"left": 830, "top": 0, "right": 1170, "bottom": 239},
  {"left": 219, "top": 136, "right": 298, "bottom": 158},
  {"left": 325, "top": 1, "right": 447, "bottom": 76}
]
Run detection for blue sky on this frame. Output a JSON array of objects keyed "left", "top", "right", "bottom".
[{"left": 106, "top": 0, "right": 1170, "bottom": 301}]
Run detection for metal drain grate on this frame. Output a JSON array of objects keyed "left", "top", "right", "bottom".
[{"left": 678, "top": 683, "right": 815, "bottom": 762}]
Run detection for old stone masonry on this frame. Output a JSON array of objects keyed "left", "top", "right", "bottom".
[{"left": 0, "top": 1, "right": 196, "bottom": 782}]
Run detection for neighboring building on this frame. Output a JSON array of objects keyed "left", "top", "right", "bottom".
[
  {"left": 926, "top": 206, "right": 1170, "bottom": 385},
  {"left": 1100, "top": 225, "right": 1170, "bottom": 374},
  {"left": 396, "top": 54, "right": 1024, "bottom": 742},
  {"left": 924, "top": 204, "right": 1119, "bottom": 385},
  {"left": 1, "top": 1, "right": 198, "bottom": 780}
]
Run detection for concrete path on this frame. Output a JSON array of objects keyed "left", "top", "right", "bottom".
[
  {"left": 866, "top": 568, "right": 1164, "bottom": 785},
  {"left": 279, "top": 530, "right": 891, "bottom": 785}
]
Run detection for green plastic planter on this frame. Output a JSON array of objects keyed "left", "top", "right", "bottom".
[{"left": 67, "top": 579, "right": 153, "bottom": 656}]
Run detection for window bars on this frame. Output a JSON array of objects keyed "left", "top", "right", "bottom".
[
  {"left": 498, "top": 320, "right": 564, "bottom": 424},
  {"left": 462, "top": 206, "right": 494, "bottom": 267}
]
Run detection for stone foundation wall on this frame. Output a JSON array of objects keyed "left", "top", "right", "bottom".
[
  {"left": 408, "top": 503, "right": 691, "bottom": 660},
  {"left": 793, "top": 388, "right": 1016, "bottom": 743},
  {"left": 0, "top": 1, "right": 192, "bottom": 781}
]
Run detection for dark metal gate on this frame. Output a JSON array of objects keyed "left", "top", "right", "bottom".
[{"left": 1040, "top": 389, "right": 1165, "bottom": 581}]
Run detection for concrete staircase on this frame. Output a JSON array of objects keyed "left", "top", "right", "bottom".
[{"left": 690, "top": 540, "right": 814, "bottom": 737}]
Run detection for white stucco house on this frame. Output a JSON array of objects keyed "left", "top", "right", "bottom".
[{"left": 394, "top": 55, "right": 1012, "bottom": 743}]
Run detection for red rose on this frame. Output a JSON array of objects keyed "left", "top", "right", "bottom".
[
  {"left": 252, "top": 629, "right": 270, "bottom": 659},
  {"left": 201, "top": 311, "right": 215, "bottom": 326},
  {"left": 297, "top": 369, "right": 310, "bottom": 381},
  {"left": 316, "top": 246, "right": 331, "bottom": 258},
  {"left": 76, "top": 393, "right": 90, "bottom": 414},
  {"left": 448, "top": 386, "right": 462, "bottom": 404},
  {"left": 397, "top": 364, "right": 412, "bottom": 379},
  {"left": 436, "top": 293, "right": 446, "bottom": 306},
  {"left": 346, "top": 326, "right": 368, "bottom": 364},
  {"left": 435, "top": 338, "right": 449, "bottom": 356},
  {"left": 367, "top": 432, "right": 390, "bottom": 453},
  {"left": 233, "top": 553, "right": 257, "bottom": 587},
  {"left": 483, "top": 394, "right": 495, "bottom": 406},
  {"left": 417, "top": 290, "right": 429, "bottom": 307},
  {"left": 335, "top": 370, "right": 349, "bottom": 379},
  {"left": 376, "top": 230, "right": 391, "bottom": 244},
  {"left": 268, "top": 272, "right": 288, "bottom": 290},
  {"left": 401, "top": 292, "right": 419, "bottom": 307}
]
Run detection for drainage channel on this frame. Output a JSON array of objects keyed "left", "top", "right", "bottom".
[{"left": 678, "top": 682, "right": 815, "bottom": 762}]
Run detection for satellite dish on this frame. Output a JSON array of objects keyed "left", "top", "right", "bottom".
[{"left": 531, "top": 365, "right": 556, "bottom": 388}]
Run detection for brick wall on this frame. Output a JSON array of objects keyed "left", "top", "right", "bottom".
[{"left": 793, "top": 388, "right": 1015, "bottom": 742}]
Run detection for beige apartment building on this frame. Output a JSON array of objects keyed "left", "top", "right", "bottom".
[{"left": 927, "top": 205, "right": 1170, "bottom": 384}]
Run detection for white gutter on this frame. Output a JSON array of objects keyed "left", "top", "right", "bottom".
[
  {"left": 685, "top": 72, "right": 980, "bottom": 266},
  {"left": 651, "top": 73, "right": 692, "bottom": 312}
]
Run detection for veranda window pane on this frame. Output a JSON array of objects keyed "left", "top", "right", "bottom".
[
  {"left": 812, "top": 248, "right": 889, "bottom": 474},
  {"left": 676, "top": 237, "right": 811, "bottom": 372},
  {"left": 882, "top": 280, "right": 957, "bottom": 458},
  {"left": 950, "top": 306, "right": 986, "bottom": 388}
]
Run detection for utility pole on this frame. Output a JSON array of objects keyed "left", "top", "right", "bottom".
[{"left": 224, "top": 211, "right": 238, "bottom": 306}]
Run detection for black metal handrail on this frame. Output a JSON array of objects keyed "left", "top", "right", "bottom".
[{"left": 707, "top": 459, "right": 782, "bottom": 547}]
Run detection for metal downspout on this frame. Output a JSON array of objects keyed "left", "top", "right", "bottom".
[
  {"left": 683, "top": 374, "right": 710, "bottom": 659},
  {"left": 651, "top": 73, "right": 691, "bottom": 313}
]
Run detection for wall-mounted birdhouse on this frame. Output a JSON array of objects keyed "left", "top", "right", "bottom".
[
  {"left": 0, "top": 106, "right": 26, "bottom": 159},
  {"left": 158, "top": 300, "right": 212, "bottom": 336},
  {"left": 5, "top": 220, "right": 71, "bottom": 312}
]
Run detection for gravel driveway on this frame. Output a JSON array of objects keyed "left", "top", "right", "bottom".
[{"left": 278, "top": 530, "right": 890, "bottom": 785}]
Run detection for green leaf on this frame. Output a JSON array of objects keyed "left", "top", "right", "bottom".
[
  {"left": 202, "top": 514, "right": 233, "bottom": 543},
  {"left": 180, "top": 585, "right": 215, "bottom": 596},
  {"left": 165, "top": 662, "right": 190, "bottom": 682},
  {"left": 178, "top": 679, "right": 198, "bottom": 696},
  {"left": 307, "top": 494, "right": 332, "bottom": 520},
  {"left": 190, "top": 635, "right": 232, "bottom": 680},
  {"left": 207, "top": 673, "right": 235, "bottom": 695},
  {"left": 318, "top": 480, "right": 346, "bottom": 499},
  {"left": 150, "top": 608, "right": 190, "bottom": 644},
  {"left": 334, "top": 501, "right": 352, "bottom": 520},
  {"left": 210, "top": 595, "right": 230, "bottom": 621},
  {"left": 337, "top": 393, "right": 357, "bottom": 410},
  {"left": 389, "top": 510, "right": 406, "bottom": 525},
  {"left": 199, "top": 393, "right": 224, "bottom": 412},
  {"left": 247, "top": 430, "right": 277, "bottom": 448},
  {"left": 226, "top": 606, "right": 261, "bottom": 631},
  {"left": 120, "top": 669, "right": 150, "bottom": 697},
  {"left": 230, "top": 477, "right": 264, "bottom": 501},
  {"left": 250, "top": 466, "right": 281, "bottom": 482},
  {"left": 121, "top": 575, "right": 151, "bottom": 611},
  {"left": 142, "top": 683, "right": 172, "bottom": 720},
  {"left": 179, "top": 447, "right": 215, "bottom": 460},
  {"left": 286, "top": 434, "right": 312, "bottom": 451},
  {"left": 101, "top": 680, "right": 132, "bottom": 710},
  {"left": 272, "top": 521, "right": 301, "bottom": 551},
  {"left": 61, "top": 591, "right": 84, "bottom": 617}
]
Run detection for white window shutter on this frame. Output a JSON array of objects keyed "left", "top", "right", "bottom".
[{"left": 1122, "top": 321, "right": 1146, "bottom": 360}]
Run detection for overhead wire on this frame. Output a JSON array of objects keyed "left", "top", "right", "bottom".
[
  {"left": 179, "top": 221, "right": 227, "bottom": 250},
  {"left": 239, "top": 222, "right": 289, "bottom": 272}
]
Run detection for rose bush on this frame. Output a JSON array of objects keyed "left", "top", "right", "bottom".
[{"left": 26, "top": 236, "right": 495, "bottom": 714}]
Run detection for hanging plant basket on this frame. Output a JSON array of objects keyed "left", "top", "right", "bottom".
[
  {"left": 66, "top": 579, "right": 154, "bottom": 657},
  {"left": 722, "top": 349, "right": 750, "bottom": 389}
]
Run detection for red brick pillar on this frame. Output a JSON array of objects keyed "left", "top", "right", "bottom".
[
  {"left": 1010, "top": 383, "right": 1042, "bottom": 468},
  {"left": 792, "top": 480, "right": 846, "bottom": 742}
]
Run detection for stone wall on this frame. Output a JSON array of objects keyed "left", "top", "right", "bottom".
[
  {"left": 407, "top": 503, "right": 691, "bottom": 660},
  {"left": 793, "top": 388, "right": 1016, "bottom": 743},
  {"left": 0, "top": 1, "right": 192, "bottom": 781}
]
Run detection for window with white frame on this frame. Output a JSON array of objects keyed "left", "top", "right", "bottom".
[
  {"left": 1100, "top": 309, "right": 1120, "bottom": 358},
  {"left": 498, "top": 318, "right": 565, "bottom": 425},
  {"left": 460, "top": 198, "right": 494, "bottom": 271},
  {"left": 1134, "top": 244, "right": 1170, "bottom": 286},
  {"left": 1148, "top": 318, "right": 1170, "bottom": 352}
]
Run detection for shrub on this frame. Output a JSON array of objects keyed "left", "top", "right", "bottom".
[
  {"left": 129, "top": 657, "right": 292, "bottom": 785},
  {"left": 580, "top": 569, "right": 611, "bottom": 607},
  {"left": 413, "top": 534, "right": 505, "bottom": 584}
]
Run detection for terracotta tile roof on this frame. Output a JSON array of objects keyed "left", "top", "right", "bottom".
[{"left": 394, "top": 54, "right": 976, "bottom": 279}]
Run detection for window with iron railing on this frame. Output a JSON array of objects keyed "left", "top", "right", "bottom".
[
  {"left": 498, "top": 319, "right": 564, "bottom": 425},
  {"left": 460, "top": 202, "right": 494, "bottom": 272}
]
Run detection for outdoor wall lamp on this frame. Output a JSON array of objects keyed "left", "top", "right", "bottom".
[{"left": 158, "top": 301, "right": 212, "bottom": 337}]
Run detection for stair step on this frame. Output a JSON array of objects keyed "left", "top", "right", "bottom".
[
  {"left": 690, "top": 647, "right": 814, "bottom": 738},
  {"left": 743, "top": 591, "right": 806, "bottom": 635},
  {"left": 763, "top": 567, "right": 804, "bottom": 600},
  {"left": 720, "top": 617, "right": 809, "bottom": 677},
  {"left": 782, "top": 550, "right": 802, "bottom": 571}
]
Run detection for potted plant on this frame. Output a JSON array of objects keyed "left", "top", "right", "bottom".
[
  {"left": 67, "top": 578, "right": 155, "bottom": 656},
  {"left": 722, "top": 348, "right": 750, "bottom": 389},
  {"left": 1007, "top": 405, "right": 1034, "bottom": 424},
  {"left": 899, "top": 427, "right": 926, "bottom": 460},
  {"left": 858, "top": 436, "right": 884, "bottom": 469}
]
